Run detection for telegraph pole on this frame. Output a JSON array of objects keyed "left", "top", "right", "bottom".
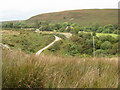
[
  {"left": 93, "top": 32, "right": 96, "bottom": 58},
  {"left": 93, "top": 36, "right": 95, "bottom": 58}
]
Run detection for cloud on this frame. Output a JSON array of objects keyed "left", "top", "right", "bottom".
[{"left": 0, "top": 0, "right": 119, "bottom": 21}]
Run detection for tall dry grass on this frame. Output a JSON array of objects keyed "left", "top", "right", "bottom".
[{"left": 2, "top": 49, "right": 118, "bottom": 88}]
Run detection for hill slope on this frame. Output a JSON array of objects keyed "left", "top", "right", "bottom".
[{"left": 26, "top": 9, "right": 118, "bottom": 26}]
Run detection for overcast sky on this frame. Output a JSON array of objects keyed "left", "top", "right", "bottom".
[{"left": 0, "top": 0, "right": 119, "bottom": 21}]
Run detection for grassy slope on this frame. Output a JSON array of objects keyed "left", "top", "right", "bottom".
[
  {"left": 2, "top": 49, "right": 118, "bottom": 88},
  {"left": 26, "top": 9, "right": 118, "bottom": 26},
  {"left": 2, "top": 30, "right": 55, "bottom": 54}
]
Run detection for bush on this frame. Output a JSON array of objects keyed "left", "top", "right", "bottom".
[
  {"left": 70, "top": 35, "right": 80, "bottom": 42},
  {"left": 109, "top": 43, "right": 118, "bottom": 55},
  {"left": 48, "top": 41, "right": 61, "bottom": 52},
  {"left": 70, "top": 44, "right": 79, "bottom": 55},
  {"left": 100, "top": 41, "right": 112, "bottom": 50},
  {"left": 95, "top": 49, "right": 107, "bottom": 57},
  {"left": 103, "top": 24, "right": 115, "bottom": 33},
  {"left": 86, "top": 39, "right": 93, "bottom": 47}
]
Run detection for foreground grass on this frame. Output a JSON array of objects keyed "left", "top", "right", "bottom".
[{"left": 2, "top": 49, "right": 118, "bottom": 88}]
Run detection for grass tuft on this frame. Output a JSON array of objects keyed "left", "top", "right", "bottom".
[{"left": 2, "top": 49, "right": 118, "bottom": 88}]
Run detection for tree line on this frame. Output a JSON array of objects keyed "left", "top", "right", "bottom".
[{"left": 3, "top": 22, "right": 120, "bottom": 34}]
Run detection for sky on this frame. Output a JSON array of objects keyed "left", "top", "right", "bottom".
[{"left": 0, "top": 0, "right": 119, "bottom": 21}]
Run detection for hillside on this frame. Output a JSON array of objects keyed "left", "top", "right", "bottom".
[{"left": 26, "top": 9, "right": 118, "bottom": 26}]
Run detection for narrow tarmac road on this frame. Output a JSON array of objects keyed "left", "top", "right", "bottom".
[{"left": 35, "top": 35, "right": 61, "bottom": 55}]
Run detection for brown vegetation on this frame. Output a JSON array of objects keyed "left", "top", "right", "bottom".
[
  {"left": 2, "top": 49, "right": 118, "bottom": 88},
  {"left": 26, "top": 9, "right": 118, "bottom": 26}
]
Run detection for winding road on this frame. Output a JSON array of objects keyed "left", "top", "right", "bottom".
[{"left": 35, "top": 35, "right": 61, "bottom": 55}]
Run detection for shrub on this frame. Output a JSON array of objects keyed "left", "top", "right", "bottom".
[
  {"left": 103, "top": 24, "right": 115, "bottom": 33},
  {"left": 70, "top": 35, "right": 80, "bottom": 42},
  {"left": 100, "top": 41, "right": 112, "bottom": 50},
  {"left": 48, "top": 41, "right": 61, "bottom": 52},
  {"left": 95, "top": 49, "right": 107, "bottom": 57},
  {"left": 86, "top": 39, "right": 93, "bottom": 47},
  {"left": 70, "top": 44, "right": 79, "bottom": 55}
]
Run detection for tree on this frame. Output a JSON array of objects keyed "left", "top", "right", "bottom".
[
  {"left": 98, "top": 35, "right": 116, "bottom": 43},
  {"left": 62, "top": 22, "right": 69, "bottom": 27},
  {"left": 72, "top": 26, "right": 80, "bottom": 34},
  {"left": 86, "top": 39, "right": 93, "bottom": 47},
  {"left": 100, "top": 41, "right": 112, "bottom": 50},
  {"left": 59, "top": 27, "right": 65, "bottom": 32},
  {"left": 79, "top": 33, "right": 92, "bottom": 40},
  {"left": 71, "top": 23, "right": 77, "bottom": 27},
  {"left": 63, "top": 16, "right": 66, "bottom": 19},
  {"left": 111, "top": 43, "right": 118, "bottom": 54},
  {"left": 97, "top": 27, "right": 103, "bottom": 33},
  {"left": 4, "top": 22, "right": 13, "bottom": 28},
  {"left": 54, "top": 23, "right": 62, "bottom": 30},
  {"left": 95, "top": 49, "right": 107, "bottom": 57},
  {"left": 84, "top": 26, "right": 92, "bottom": 32},
  {"left": 70, "top": 35, "right": 81, "bottom": 42},
  {"left": 117, "top": 27, "right": 120, "bottom": 34},
  {"left": 79, "top": 27, "right": 84, "bottom": 31},
  {"left": 95, "top": 40, "right": 102, "bottom": 49},
  {"left": 113, "top": 30, "right": 118, "bottom": 34},
  {"left": 92, "top": 23, "right": 100, "bottom": 32},
  {"left": 92, "top": 32, "right": 96, "bottom": 36},
  {"left": 113, "top": 24, "right": 119, "bottom": 29},
  {"left": 103, "top": 24, "right": 115, "bottom": 33},
  {"left": 69, "top": 44, "right": 79, "bottom": 56}
]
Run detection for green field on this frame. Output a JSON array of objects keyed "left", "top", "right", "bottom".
[
  {"left": 96, "top": 33, "right": 118, "bottom": 38},
  {"left": 78, "top": 31, "right": 118, "bottom": 38}
]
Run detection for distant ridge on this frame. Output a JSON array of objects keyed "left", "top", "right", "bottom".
[{"left": 26, "top": 9, "right": 118, "bottom": 26}]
